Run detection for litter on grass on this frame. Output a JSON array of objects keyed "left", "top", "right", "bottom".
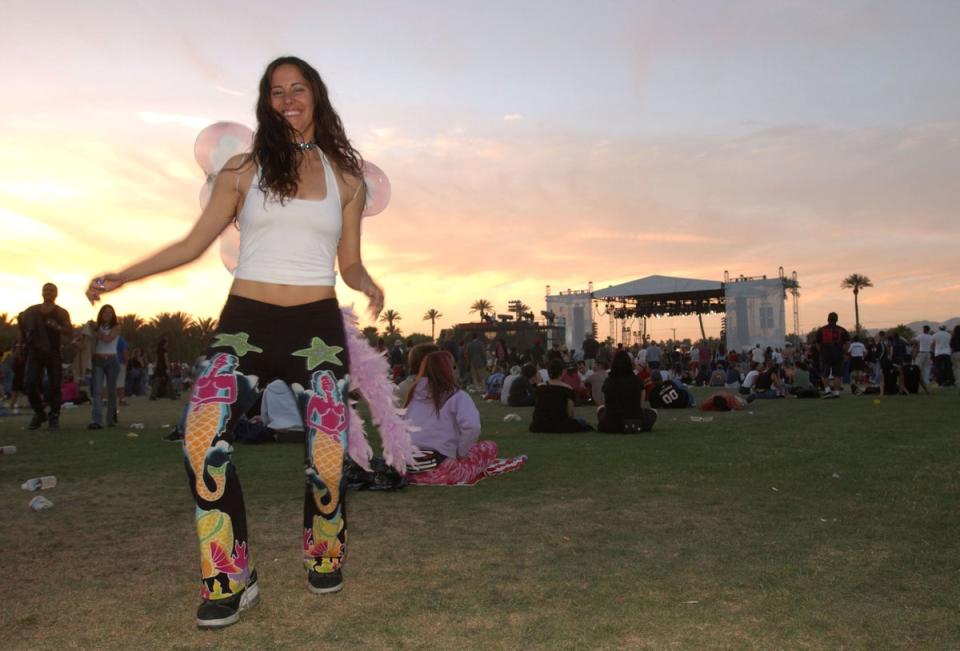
[
  {"left": 130, "top": 423, "right": 145, "bottom": 429},
  {"left": 503, "top": 413, "right": 522, "bottom": 423},
  {"left": 30, "top": 496, "right": 54, "bottom": 511},
  {"left": 126, "top": 432, "right": 139, "bottom": 438}
]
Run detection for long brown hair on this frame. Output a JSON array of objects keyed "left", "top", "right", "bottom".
[
  {"left": 252, "top": 56, "right": 363, "bottom": 203},
  {"left": 404, "top": 351, "right": 459, "bottom": 414}
]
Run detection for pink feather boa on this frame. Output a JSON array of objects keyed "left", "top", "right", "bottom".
[{"left": 341, "top": 306, "right": 417, "bottom": 473}]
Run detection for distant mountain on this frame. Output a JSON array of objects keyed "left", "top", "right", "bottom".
[{"left": 865, "top": 316, "right": 960, "bottom": 336}]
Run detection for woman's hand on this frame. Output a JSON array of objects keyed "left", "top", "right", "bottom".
[
  {"left": 364, "top": 279, "right": 384, "bottom": 321},
  {"left": 86, "top": 273, "right": 124, "bottom": 305}
]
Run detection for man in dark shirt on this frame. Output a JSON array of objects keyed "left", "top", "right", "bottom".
[
  {"left": 815, "top": 312, "right": 850, "bottom": 399},
  {"left": 581, "top": 335, "right": 599, "bottom": 371},
  {"left": 507, "top": 364, "right": 537, "bottom": 407},
  {"left": 18, "top": 283, "right": 72, "bottom": 430},
  {"left": 465, "top": 333, "right": 488, "bottom": 390}
]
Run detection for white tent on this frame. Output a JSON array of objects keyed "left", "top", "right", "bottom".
[{"left": 594, "top": 275, "right": 722, "bottom": 299}]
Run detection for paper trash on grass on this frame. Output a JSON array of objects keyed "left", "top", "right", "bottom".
[
  {"left": 130, "top": 423, "right": 145, "bottom": 429},
  {"left": 503, "top": 413, "right": 523, "bottom": 423},
  {"left": 30, "top": 496, "right": 54, "bottom": 511},
  {"left": 126, "top": 432, "right": 139, "bottom": 438}
]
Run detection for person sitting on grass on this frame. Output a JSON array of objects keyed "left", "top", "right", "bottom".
[
  {"left": 507, "top": 363, "right": 537, "bottom": 407},
  {"left": 584, "top": 359, "right": 609, "bottom": 406},
  {"left": 560, "top": 363, "right": 590, "bottom": 403},
  {"left": 739, "top": 362, "right": 760, "bottom": 396},
  {"left": 500, "top": 365, "right": 522, "bottom": 405},
  {"left": 751, "top": 363, "right": 784, "bottom": 399},
  {"left": 484, "top": 365, "right": 506, "bottom": 401},
  {"left": 724, "top": 362, "right": 742, "bottom": 391},
  {"left": 393, "top": 343, "right": 439, "bottom": 406},
  {"left": 597, "top": 350, "right": 657, "bottom": 433},
  {"left": 403, "top": 352, "right": 526, "bottom": 485},
  {"left": 645, "top": 374, "right": 696, "bottom": 409},
  {"left": 529, "top": 358, "right": 593, "bottom": 433}
]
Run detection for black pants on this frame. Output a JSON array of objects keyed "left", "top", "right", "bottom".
[
  {"left": 934, "top": 354, "right": 955, "bottom": 386},
  {"left": 25, "top": 349, "right": 61, "bottom": 416},
  {"left": 184, "top": 295, "right": 351, "bottom": 601}
]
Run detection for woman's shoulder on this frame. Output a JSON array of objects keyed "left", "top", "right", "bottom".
[
  {"left": 222, "top": 153, "right": 256, "bottom": 175},
  {"left": 326, "top": 157, "right": 363, "bottom": 203},
  {"left": 214, "top": 154, "right": 257, "bottom": 194}
]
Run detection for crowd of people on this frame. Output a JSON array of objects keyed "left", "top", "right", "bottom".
[
  {"left": 0, "top": 286, "right": 197, "bottom": 428},
  {"left": 378, "top": 312, "right": 960, "bottom": 443}
]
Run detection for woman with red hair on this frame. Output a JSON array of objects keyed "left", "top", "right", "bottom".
[{"left": 404, "top": 352, "right": 525, "bottom": 485}]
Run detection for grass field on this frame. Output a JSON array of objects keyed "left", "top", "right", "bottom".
[{"left": 1, "top": 388, "right": 958, "bottom": 650}]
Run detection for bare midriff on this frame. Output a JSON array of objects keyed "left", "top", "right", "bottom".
[{"left": 229, "top": 278, "right": 337, "bottom": 307}]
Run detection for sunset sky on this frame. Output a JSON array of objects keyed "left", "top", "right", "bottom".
[{"left": 3, "top": 1, "right": 958, "bottom": 342}]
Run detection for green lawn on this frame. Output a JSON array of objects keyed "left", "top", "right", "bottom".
[{"left": 1, "top": 388, "right": 958, "bottom": 649}]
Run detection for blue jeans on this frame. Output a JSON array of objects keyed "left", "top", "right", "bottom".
[{"left": 91, "top": 356, "right": 120, "bottom": 426}]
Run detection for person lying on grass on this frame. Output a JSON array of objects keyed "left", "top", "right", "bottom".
[
  {"left": 403, "top": 351, "right": 526, "bottom": 485},
  {"left": 699, "top": 390, "right": 751, "bottom": 412}
]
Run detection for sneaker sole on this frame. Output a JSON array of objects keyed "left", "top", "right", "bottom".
[
  {"left": 196, "top": 582, "right": 260, "bottom": 629},
  {"left": 307, "top": 579, "right": 343, "bottom": 595}
]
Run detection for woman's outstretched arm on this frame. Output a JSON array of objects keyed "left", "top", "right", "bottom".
[{"left": 85, "top": 156, "right": 248, "bottom": 304}]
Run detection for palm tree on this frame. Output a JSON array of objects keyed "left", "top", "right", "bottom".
[
  {"left": 191, "top": 317, "right": 218, "bottom": 341},
  {"left": 149, "top": 311, "right": 198, "bottom": 362},
  {"left": 379, "top": 309, "right": 402, "bottom": 336},
  {"left": 361, "top": 326, "right": 379, "bottom": 346},
  {"left": 470, "top": 299, "right": 494, "bottom": 322},
  {"left": 510, "top": 302, "right": 530, "bottom": 320},
  {"left": 840, "top": 273, "right": 873, "bottom": 334},
  {"left": 115, "top": 313, "right": 147, "bottom": 351},
  {"left": 0, "top": 312, "right": 17, "bottom": 350},
  {"left": 422, "top": 309, "right": 443, "bottom": 341}
]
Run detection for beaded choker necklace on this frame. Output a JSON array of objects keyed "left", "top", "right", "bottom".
[{"left": 295, "top": 142, "right": 318, "bottom": 151}]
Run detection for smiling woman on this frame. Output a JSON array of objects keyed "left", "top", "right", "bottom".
[{"left": 83, "top": 55, "right": 386, "bottom": 630}]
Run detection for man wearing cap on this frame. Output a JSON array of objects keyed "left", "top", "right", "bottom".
[{"left": 932, "top": 325, "right": 954, "bottom": 386}]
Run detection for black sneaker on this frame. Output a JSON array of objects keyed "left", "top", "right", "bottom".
[
  {"left": 307, "top": 568, "right": 343, "bottom": 595},
  {"left": 196, "top": 571, "right": 260, "bottom": 629},
  {"left": 28, "top": 412, "right": 47, "bottom": 430},
  {"left": 47, "top": 415, "right": 59, "bottom": 430}
]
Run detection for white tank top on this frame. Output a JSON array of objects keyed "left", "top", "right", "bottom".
[
  {"left": 233, "top": 152, "right": 342, "bottom": 285},
  {"left": 94, "top": 327, "right": 120, "bottom": 355}
]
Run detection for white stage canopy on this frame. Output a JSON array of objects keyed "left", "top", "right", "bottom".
[{"left": 594, "top": 275, "right": 723, "bottom": 299}]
